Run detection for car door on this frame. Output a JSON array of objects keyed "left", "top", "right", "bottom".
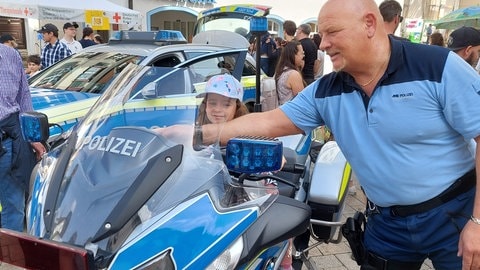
[
  {"left": 176, "top": 48, "right": 247, "bottom": 82},
  {"left": 129, "top": 48, "right": 248, "bottom": 99}
]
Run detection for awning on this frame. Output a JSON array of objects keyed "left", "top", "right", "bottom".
[{"left": 0, "top": 0, "right": 140, "bottom": 26}]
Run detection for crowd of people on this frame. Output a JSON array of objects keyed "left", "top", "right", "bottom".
[
  {"left": 0, "top": 21, "right": 105, "bottom": 232},
  {"left": 1, "top": 21, "right": 104, "bottom": 78},
  {"left": 249, "top": 19, "right": 325, "bottom": 106},
  {"left": 1, "top": 1, "right": 480, "bottom": 269}
]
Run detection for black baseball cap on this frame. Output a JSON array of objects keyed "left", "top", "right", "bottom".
[
  {"left": 447, "top": 26, "right": 480, "bottom": 51},
  {"left": 37, "top": 23, "right": 59, "bottom": 34},
  {"left": 63, "top": 22, "right": 79, "bottom": 29}
]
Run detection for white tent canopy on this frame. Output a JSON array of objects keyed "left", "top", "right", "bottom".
[{"left": 0, "top": 0, "right": 141, "bottom": 26}]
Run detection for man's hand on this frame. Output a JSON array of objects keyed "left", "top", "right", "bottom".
[
  {"left": 458, "top": 220, "right": 480, "bottom": 269},
  {"left": 30, "top": 142, "right": 46, "bottom": 161}
]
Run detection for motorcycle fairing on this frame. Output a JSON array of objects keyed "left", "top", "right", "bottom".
[
  {"left": 109, "top": 193, "right": 258, "bottom": 270},
  {"left": 21, "top": 64, "right": 291, "bottom": 269}
]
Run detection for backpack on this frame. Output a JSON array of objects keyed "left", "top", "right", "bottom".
[{"left": 260, "top": 76, "right": 278, "bottom": 112}]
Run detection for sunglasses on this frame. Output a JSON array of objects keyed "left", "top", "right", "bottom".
[{"left": 397, "top": 14, "right": 404, "bottom": 23}]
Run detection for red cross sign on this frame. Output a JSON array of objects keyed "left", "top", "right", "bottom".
[{"left": 113, "top": 12, "right": 122, "bottom": 23}]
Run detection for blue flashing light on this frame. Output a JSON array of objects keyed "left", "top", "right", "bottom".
[
  {"left": 250, "top": 16, "right": 268, "bottom": 33},
  {"left": 226, "top": 136, "right": 283, "bottom": 173},
  {"left": 155, "top": 30, "right": 186, "bottom": 42},
  {"left": 109, "top": 30, "right": 187, "bottom": 44}
]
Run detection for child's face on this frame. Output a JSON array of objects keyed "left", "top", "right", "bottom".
[
  {"left": 28, "top": 62, "right": 40, "bottom": 73},
  {"left": 205, "top": 93, "right": 237, "bottom": 124}
]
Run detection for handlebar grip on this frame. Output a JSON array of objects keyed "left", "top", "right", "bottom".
[{"left": 281, "top": 163, "right": 306, "bottom": 176}]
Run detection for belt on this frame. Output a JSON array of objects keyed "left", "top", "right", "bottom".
[
  {"left": 366, "top": 252, "right": 424, "bottom": 269},
  {"left": 377, "top": 169, "right": 476, "bottom": 217}
]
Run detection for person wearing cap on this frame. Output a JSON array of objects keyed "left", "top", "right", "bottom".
[
  {"left": 447, "top": 26, "right": 480, "bottom": 69},
  {"left": 0, "top": 34, "right": 18, "bottom": 49},
  {"left": 0, "top": 43, "right": 46, "bottom": 232},
  {"left": 154, "top": 74, "right": 249, "bottom": 140},
  {"left": 60, "top": 22, "right": 82, "bottom": 54},
  {"left": 196, "top": 73, "right": 293, "bottom": 269},
  {"left": 295, "top": 23, "right": 317, "bottom": 85},
  {"left": 38, "top": 23, "right": 72, "bottom": 69},
  {"left": 196, "top": 74, "right": 249, "bottom": 125}
]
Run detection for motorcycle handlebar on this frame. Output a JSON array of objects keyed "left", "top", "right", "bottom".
[{"left": 281, "top": 163, "right": 306, "bottom": 178}]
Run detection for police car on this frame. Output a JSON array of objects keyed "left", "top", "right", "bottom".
[{"left": 30, "top": 30, "right": 260, "bottom": 137}]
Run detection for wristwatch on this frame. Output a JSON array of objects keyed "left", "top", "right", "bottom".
[{"left": 193, "top": 125, "right": 203, "bottom": 150}]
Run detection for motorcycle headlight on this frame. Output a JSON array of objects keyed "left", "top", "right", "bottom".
[{"left": 206, "top": 237, "right": 243, "bottom": 270}]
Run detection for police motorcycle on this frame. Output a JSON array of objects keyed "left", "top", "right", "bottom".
[{"left": 0, "top": 63, "right": 313, "bottom": 270}]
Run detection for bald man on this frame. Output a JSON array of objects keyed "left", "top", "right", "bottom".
[{"left": 200, "top": 1, "right": 480, "bottom": 268}]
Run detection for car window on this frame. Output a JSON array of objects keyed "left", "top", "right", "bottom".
[
  {"left": 30, "top": 52, "right": 145, "bottom": 94},
  {"left": 133, "top": 51, "right": 244, "bottom": 99},
  {"left": 189, "top": 54, "right": 238, "bottom": 82},
  {"left": 155, "top": 69, "right": 192, "bottom": 96},
  {"left": 185, "top": 51, "right": 211, "bottom": 59},
  {"left": 152, "top": 55, "right": 182, "bottom": 67},
  {"left": 242, "top": 58, "right": 256, "bottom": 76}
]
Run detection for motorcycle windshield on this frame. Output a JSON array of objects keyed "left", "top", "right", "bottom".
[{"left": 29, "top": 63, "right": 276, "bottom": 259}]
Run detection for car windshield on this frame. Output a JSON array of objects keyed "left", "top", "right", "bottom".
[
  {"left": 29, "top": 51, "right": 144, "bottom": 94},
  {"left": 196, "top": 14, "right": 252, "bottom": 37},
  {"left": 194, "top": 5, "right": 271, "bottom": 39}
]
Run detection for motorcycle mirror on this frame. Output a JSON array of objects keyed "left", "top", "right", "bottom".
[{"left": 20, "top": 111, "right": 50, "bottom": 143}]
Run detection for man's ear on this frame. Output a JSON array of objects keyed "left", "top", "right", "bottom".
[
  {"left": 364, "top": 12, "right": 377, "bottom": 38},
  {"left": 464, "top": 45, "right": 473, "bottom": 56}
]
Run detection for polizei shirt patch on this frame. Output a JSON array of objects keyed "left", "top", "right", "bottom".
[{"left": 83, "top": 135, "right": 142, "bottom": 157}]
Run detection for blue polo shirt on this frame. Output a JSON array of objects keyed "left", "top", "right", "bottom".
[{"left": 281, "top": 37, "right": 480, "bottom": 206}]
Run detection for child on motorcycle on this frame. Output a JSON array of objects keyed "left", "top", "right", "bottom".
[
  {"left": 195, "top": 73, "right": 250, "bottom": 125},
  {"left": 154, "top": 73, "right": 292, "bottom": 269},
  {"left": 197, "top": 74, "right": 293, "bottom": 270}
]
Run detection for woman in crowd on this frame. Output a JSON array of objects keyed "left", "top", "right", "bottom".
[
  {"left": 94, "top": 34, "right": 104, "bottom": 44},
  {"left": 273, "top": 40, "right": 306, "bottom": 105},
  {"left": 311, "top": 33, "right": 324, "bottom": 79},
  {"left": 79, "top": 27, "right": 97, "bottom": 48}
]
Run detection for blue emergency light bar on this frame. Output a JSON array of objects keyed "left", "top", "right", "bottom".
[
  {"left": 226, "top": 136, "right": 283, "bottom": 173},
  {"left": 250, "top": 16, "right": 268, "bottom": 33},
  {"left": 109, "top": 30, "right": 187, "bottom": 45}
]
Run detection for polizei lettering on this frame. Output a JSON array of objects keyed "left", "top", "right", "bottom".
[{"left": 83, "top": 136, "right": 142, "bottom": 157}]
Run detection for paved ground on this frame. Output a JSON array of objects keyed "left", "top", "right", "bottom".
[{"left": 1, "top": 178, "right": 434, "bottom": 270}]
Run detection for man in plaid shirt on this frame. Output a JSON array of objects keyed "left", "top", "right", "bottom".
[{"left": 37, "top": 23, "right": 72, "bottom": 69}]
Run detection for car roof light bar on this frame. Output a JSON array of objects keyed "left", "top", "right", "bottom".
[{"left": 109, "top": 30, "right": 187, "bottom": 45}]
